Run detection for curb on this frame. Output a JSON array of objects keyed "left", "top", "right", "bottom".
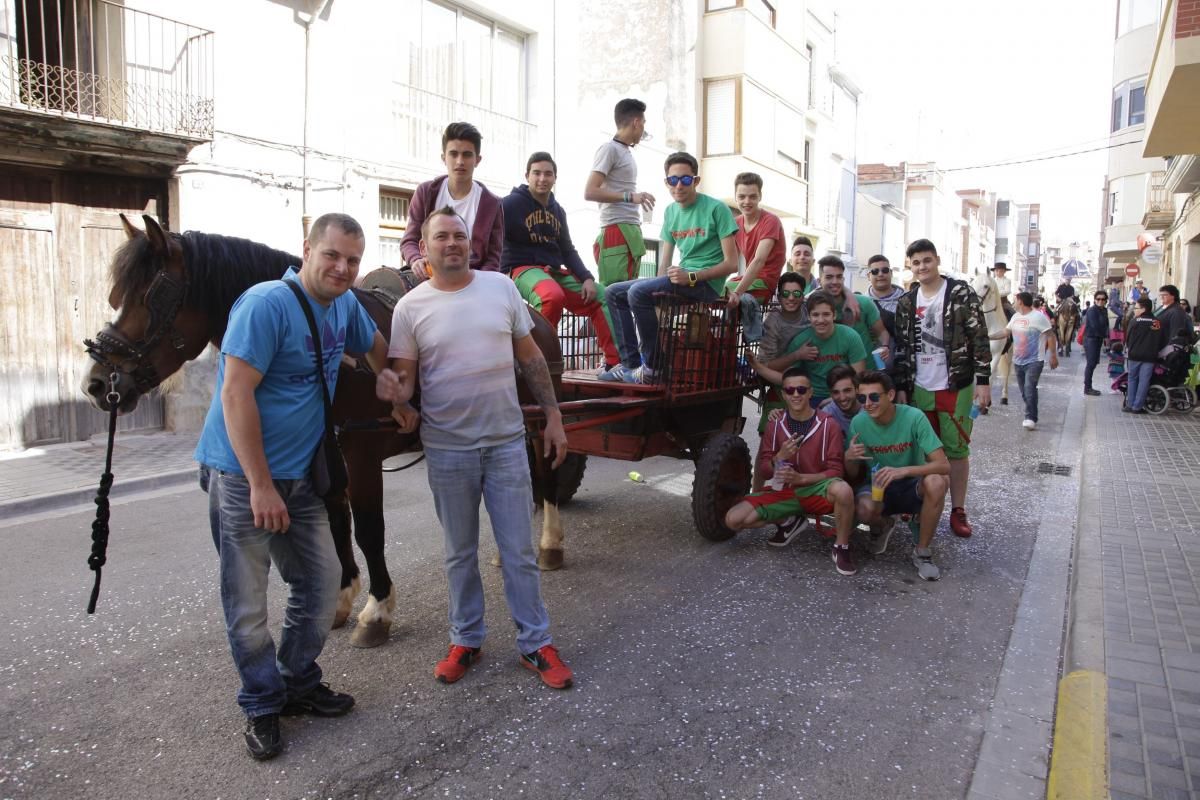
[
  {"left": 0, "top": 469, "right": 196, "bottom": 519},
  {"left": 1046, "top": 670, "right": 1108, "bottom": 800}
]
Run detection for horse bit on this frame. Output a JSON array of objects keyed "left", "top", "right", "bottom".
[{"left": 84, "top": 268, "right": 189, "bottom": 396}]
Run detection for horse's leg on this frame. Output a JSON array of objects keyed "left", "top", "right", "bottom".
[
  {"left": 1000, "top": 349, "right": 1013, "bottom": 402},
  {"left": 326, "top": 493, "right": 362, "bottom": 629},
  {"left": 345, "top": 438, "right": 395, "bottom": 649},
  {"left": 528, "top": 436, "right": 565, "bottom": 571}
]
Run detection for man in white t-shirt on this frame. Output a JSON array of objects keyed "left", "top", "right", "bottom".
[
  {"left": 1006, "top": 291, "right": 1059, "bottom": 430},
  {"left": 400, "top": 122, "right": 504, "bottom": 280},
  {"left": 381, "top": 208, "right": 573, "bottom": 691},
  {"left": 585, "top": 98, "right": 656, "bottom": 287}
]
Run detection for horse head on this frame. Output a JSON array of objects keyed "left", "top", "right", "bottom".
[
  {"left": 81, "top": 214, "right": 213, "bottom": 414},
  {"left": 972, "top": 272, "right": 999, "bottom": 315}
]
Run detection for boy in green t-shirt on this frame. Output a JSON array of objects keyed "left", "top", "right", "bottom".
[
  {"left": 847, "top": 370, "right": 950, "bottom": 581},
  {"left": 600, "top": 151, "right": 739, "bottom": 384},
  {"left": 751, "top": 291, "right": 867, "bottom": 402},
  {"left": 815, "top": 254, "right": 888, "bottom": 360}
]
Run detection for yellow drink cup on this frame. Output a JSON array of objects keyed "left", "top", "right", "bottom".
[{"left": 871, "top": 482, "right": 885, "bottom": 502}]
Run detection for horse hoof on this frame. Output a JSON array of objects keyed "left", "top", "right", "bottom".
[
  {"left": 332, "top": 609, "right": 350, "bottom": 629},
  {"left": 538, "top": 548, "right": 564, "bottom": 571},
  {"left": 350, "top": 620, "right": 391, "bottom": 649},
  {"left": 1000, "top": 397, "right": 1008, "bottom": 405}
]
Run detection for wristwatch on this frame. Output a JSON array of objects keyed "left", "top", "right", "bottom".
[{"left": 687, "top": 271, "right": 698, "bottom": 288}]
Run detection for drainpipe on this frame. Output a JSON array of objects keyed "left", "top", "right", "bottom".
[{"left": 301, "top": 0, "right": 333, "bottom": 239}]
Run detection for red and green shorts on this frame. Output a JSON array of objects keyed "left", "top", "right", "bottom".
[
  {"left": 912, "top": 384, "right": 973, "bottom": 460},
  {"left": 511, "top": 266, "right": 619, "bottom": 367},
  {"left": 744, "top": 477, "right": 841, "bottom": 522},
  {"left": 593, "top": 223, "right": 646, "bottom": 286}
]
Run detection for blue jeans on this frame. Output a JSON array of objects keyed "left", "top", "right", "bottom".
[
  {"left": 1126, "top": 359, "right": 1156, "bottom": 410},
  {"left": 207, "top": 470, "right": 340, "bottom": 718},
  {"left": 1014, "top": 360, "right": 1045, "bottom": 422},
  {"left": 424, "top": 437, "right": 551, "bottom": 655},
  {"left": 604, "top": 276, "right": 719, "bottom": 369}
]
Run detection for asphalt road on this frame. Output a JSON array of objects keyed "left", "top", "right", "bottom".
[{"left": 0, "top": 366, "right": 1082, "bottom": 800}]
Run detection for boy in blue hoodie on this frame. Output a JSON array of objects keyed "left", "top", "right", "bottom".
[{"left": 501, "top": 152, "right": 619, "bottom": 369}]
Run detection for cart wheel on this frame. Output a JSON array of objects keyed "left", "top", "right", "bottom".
[
  {"left": 692, "top": 432, "right": 751, "bottom": 542},
  {"left": 530, "top": 451, "right": 589, "bottom": 507},
  {"left": 1145, "top": 385, "right": 1169, "bottom": 415}
]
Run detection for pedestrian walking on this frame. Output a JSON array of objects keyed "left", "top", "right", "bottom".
[
  {"left": 382, "top": 208, "right": 574, "bottom": 690},
  {"left": 892, "top": 238, "right": 991, "bottom": 539},
  {"left": 1124, "top": 296, "right": 1164, "bottom": 414},
  {"left": 1006, "top": 291, "right": 1059, "bottom": 430},
  {"left": 194, "top": 213, "right": 395, "bottom": 760},
  {"left": 1082, "top": 291, "right": 1111, "bottom": 396}
]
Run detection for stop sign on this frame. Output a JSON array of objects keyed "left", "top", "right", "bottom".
[{"left": 1125, "top": 263, "right": 1140, "bottom": 278}]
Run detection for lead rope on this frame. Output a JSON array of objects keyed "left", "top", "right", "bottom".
[{"left": 86, "top": 372, "right": 121, "bottom": 614}]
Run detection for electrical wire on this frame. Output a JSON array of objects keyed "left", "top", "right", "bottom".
[{"left": 943, "top": 139, "right": 1147, "bottom": 172}]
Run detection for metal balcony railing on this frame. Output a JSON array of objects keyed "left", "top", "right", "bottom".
[
  {"left": 0, "top": 0, "right": 213, "bottom": 139},
  {"left": 390, "top": 82, "right": 533, "bottom": 182},
  {"left": 1143, "top": 170, "right": 1175, "bottom": 230}
]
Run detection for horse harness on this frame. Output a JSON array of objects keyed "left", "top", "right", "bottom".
[{"left": 84, "top": 266, "right": 190, "bottom": 395}]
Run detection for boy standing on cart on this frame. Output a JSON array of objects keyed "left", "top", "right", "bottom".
[{"left": 600, "top": 151, "right": 739, "bottom": 384}]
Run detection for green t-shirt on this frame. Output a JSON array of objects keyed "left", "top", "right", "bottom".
[
  {"left": 783, "top": 323, "right": 867, "bottom": 397},
  {"left": 835, "top": 292, "right": 881, "bottom": 355},
  {"left": 848, "top": 404, "right": 943, "bottom": 470},
  {"left": 661, "top": 193, "right": 738, "bottom": 294}
]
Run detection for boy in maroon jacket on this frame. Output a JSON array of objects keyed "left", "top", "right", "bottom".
[
  {"left": 401, "top": 122, "right": 504, "bottom": 279},
  {"left": 724, "top": 367, "right": 857, "bottom": 575}
]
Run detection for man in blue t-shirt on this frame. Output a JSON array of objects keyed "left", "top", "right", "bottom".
[{"left": 194, "top": 213, "right": 402, "bottom": 761}]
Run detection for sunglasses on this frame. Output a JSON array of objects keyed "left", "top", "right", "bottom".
[
  {"left": 665, "top": 175, "right": 697, "bottom": 187},
  {"left": 781, "top": 385, "right": 811, "bottom": 396},
  {"left": 869, "top": 267, "right": 891, "bottom": 275},
  {"left": 779, "top": 289, "right": 805, "bottom": 299},
  {"left": 856, "top": 392, "right": 884, "bottom": 405}
]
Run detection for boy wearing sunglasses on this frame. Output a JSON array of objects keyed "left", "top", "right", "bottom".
[
  {"left": 601, "top": 152, "right": 739, "bottom": 384},
  {"left": 866, "top": 255, "right": 904, "bottom": 314},
  {"left": 753, "top": 292, "right": 867, "bottom": 403},
  {"left": 847, "top": 371, "right": 950, "bottom": 580},
  {"left": 724, "top": 369, "right": 857, "bottom": 575}
]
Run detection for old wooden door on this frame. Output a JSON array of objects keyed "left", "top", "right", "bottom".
[{"left": 0, "top": 165, "right": 168, "bottom": 448}]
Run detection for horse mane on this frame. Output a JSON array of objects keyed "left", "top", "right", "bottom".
[{"left": 110, "top": 230, "right": 301, "bottom": 325}]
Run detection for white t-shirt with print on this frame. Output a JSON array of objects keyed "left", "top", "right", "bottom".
[
  {"left": 435, "top": 181, "right": 483, "bottom": 240},
  {"left": 914, "top": 280, "right": 950, "bottom": 391}
]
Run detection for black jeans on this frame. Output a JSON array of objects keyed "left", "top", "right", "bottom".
[{"left": 1083, "top": 337, "right": 1104, "bottom": 391}]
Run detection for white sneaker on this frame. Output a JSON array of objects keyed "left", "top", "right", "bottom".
[
  {"left": 1022, "top": 419, "right": 1036, "bottom": 430},
  {"left": 633, "top": 365, "right": 661, "bottom": 385}
]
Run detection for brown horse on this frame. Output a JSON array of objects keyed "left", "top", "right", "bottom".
[
  {"left": 1054, "top": 296, "right": 1080, "bottom": 357},
  {"left": 81, "top": 215, "right": 566, "bottom": 648}
]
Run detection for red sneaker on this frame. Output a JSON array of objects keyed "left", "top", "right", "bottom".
[
  {"left": 520, "top": 644, "right": 574, "bottom": 689},
  {"left": 434, "top": 644, "right": 481, "bottom": 684},
  {"left": 950, "top": 507, "right": 973, "bottom": 538}
]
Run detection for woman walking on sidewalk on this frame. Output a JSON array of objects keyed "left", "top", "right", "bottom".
[
  {"left": 1082, "top": 291, "right": 1110, "bottom": 396},
  {"left": 1123, "top": 296, "right": 1164, "bottom": 414}
]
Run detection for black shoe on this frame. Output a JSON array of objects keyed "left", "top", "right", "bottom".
[
  {"left": 1084, "top": 389, "right": 1101, "bottom": 396},
  {"left": 1000, "top": 397, "right": 1008, "bottom": 405},
  {"left": 281, "top": 683, "right": 355, "bottom": 718},
  {"left": 244, "top": 713, "right": 282, "bottom": 760}
]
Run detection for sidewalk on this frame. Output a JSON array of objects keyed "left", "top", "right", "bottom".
[
  {"left": 1066, "top": 375, "right": 1200, "bottom": 799},
  {"left": 0, "top": 431, "right": 198, "bottom": 517}
]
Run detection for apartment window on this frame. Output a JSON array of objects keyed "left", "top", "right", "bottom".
[
  {"left": 802, "top": 138, "right": 812, "bottom": 182},
  {"left": 1107, "top": 191, "right": 1120, "bottom": 227},
  {"left": 1111, "top": 78, "right": 1147, "bottom": 131},
  {"left": 777, "top": 151, "right": 803, "bottom": 179},
  {"left": 704, "top": 79, "right": 737, "bottom": 156},
  {"left": 379, "top": 189, "right": 412, "bottom": 266},
  {"left": 996, "top": 200, "right": 1010, "bottom": 216},
  {"left": 806, "top": 43, "right": 815, "bottom": 109},
  {"left": 1029, "top": 214, "right": 1039, "bottom": 230},
  {"left": 1117, "top": 0, "right": 1162, "bottom": 36},
  {"left": 747, "top": 0, "right": 776, "bottom": 28},
  {"left": 705, "top": 0, "right": 737, "bottom": 9},
  {"left": 996, "top": 237, "right": 1008, "bottom": 254},
  {"left": 395, "top": 0, "right": 526, "bottom": 119}
]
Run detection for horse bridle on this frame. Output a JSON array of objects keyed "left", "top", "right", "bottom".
[{"left": 84, "top": 267, "right": 189, "bottom": 396}]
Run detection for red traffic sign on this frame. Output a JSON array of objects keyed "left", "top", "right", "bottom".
[{"left": 1125, "top": 263, "right": 1140, "bottom": 278}]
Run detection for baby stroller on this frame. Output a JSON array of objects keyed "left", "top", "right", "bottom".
[
  {"left": 1107, "top": 328, "right": 1125, "bottom": 379},
  {"left": 1111, "top": 342, "right": 1199, "bottom": 414}
]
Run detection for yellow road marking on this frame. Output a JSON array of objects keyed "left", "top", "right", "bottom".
[{"left": 1047, "top": 669, "right": 1107, "bottom": 800}]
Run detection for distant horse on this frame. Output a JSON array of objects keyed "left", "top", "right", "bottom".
[
  {"left": 81, "top": 215, "right": 566, "bottom": 649},
  {"left": 1054, "top": 297, "right": 1081, "bottom": 357},
  {"left": 971, "top": 272, "right": 1013, "bottom": 404}
]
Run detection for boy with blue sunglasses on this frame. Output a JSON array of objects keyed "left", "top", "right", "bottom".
[{"left": 600, "top": 152, "right": 739, "bottom": 384}]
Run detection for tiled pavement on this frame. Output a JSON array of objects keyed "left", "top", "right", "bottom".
[
  {"left": 0, "top": 431, "right": 198, "bottom": 515},
  {"left": 1077, "top": 385, "right": 1200, "bottom": 799}
]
